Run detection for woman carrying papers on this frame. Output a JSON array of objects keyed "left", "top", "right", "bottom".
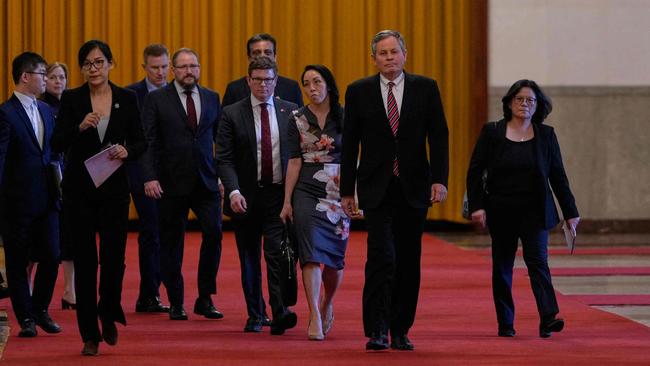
[{"left": 52, "top": 40, "right": 146, "bottom": 356}]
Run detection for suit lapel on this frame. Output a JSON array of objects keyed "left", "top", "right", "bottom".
[
  {"left": 10, "top": 95, "right": 42, "bottom": 150},
  {"left": 274, "top": 101, "right": 291, "bottom": 174},
  {"left": 399, "top": 72, "right": 415, "bottom": 135},
  {"left": 241, "top": 97, "right": 258, "bottom": 166},
  {"left": 164, "top": 83, "right": 191, "bottom": 131},
  {"left": 37, "top": 102, "right": 52, "bottom": 153},
  {"left": 196, "top": 86, "right": 208, "bottom": 135},
  {"left": 371, "top": 74, "right": 394, "bottom": 138}
]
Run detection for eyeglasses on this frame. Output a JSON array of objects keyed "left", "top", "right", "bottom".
[
  {"left": 81, "top": 59, "right": 106, "bottom": 71},
  {"left": 514, "top": 96, "right": 537, "bottom": 105},
  {"left": 250, "top": 77, "right": 276, "bottom": 85},
  {"left": 174, "top": 64, "right": 200, "bottom": 71},
  {"left": 26, "top": 71, "right": 47, "bottom": 77}
]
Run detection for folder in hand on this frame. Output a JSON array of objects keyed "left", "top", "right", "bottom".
[
  {"left": 562, "top": 220, "right": 577, "bottom": 254},
  {"left": 84, "top": 144, "right": 123, "bottom": 188}
]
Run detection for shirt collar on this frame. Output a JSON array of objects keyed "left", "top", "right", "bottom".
[
  {"left": 380, "top": 72, "right": 405, "bottom": 88},
  {"left": 146, "top": 78, "right": 166, "bottom": 92},
  {"left": 174, "top": 80, "right": 197, "bottom": 95},
  {"left": 14, "top": 91, "right": 38, "bottom": 109},
  {"left": 250, "top": 94, "right": 275, "bottom": 109}
]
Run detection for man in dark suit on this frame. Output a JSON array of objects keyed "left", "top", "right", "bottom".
[
  {"left": 126, "top": 43, "right": 170, "bottom": 313},
  {"left": 0, "top": 52, "right": 62, "bottom": 337},
  {"left": 341, "top": 30, "right": 449, "bottom": 351},
  {"left": 140, "top": 48, "right": 223, "bottom": 321},
  {"left": 222, "top": 33, "right": 303, "bottom": 108},
  {"left": 217, "top": 56, "right": 298, "bottom": 335}
]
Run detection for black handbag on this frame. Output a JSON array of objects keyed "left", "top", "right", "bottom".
[{"left": 279, "top": 222, "right": 298, "bottom": 306}]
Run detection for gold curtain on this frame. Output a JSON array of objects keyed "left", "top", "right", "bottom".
[{"left": 1, "top": 0, "right": 486, "bottom": 222}]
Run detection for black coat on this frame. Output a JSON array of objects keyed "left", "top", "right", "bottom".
[
  {"left": 340, "top": 72, "right": 449, "bottom": 209},
  {"left": 466, "top": 119, "right": 579, "bottom": 229}
]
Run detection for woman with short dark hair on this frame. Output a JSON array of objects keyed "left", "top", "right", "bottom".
[
  {"left": 52, "top": 39, "right": 146, "bottom": 356},
  {"left": 466, "top": 79, "right": 580, "bottom": 339}
]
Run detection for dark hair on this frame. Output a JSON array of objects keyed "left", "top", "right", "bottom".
[
  {"left": 11, "top": 52, "right": 47, "bottom": 84},
  {"left": 246, "top": 33, "right": 276, "bottom": 58},
  {"left": 143, "top": 43, "right": 169, "bottom": 62},
  {"left": 172, "top": 47, "right": 200, "bottom": 65},
  {"left": 46, "top": 62, "right": 69, "bottom": 78},
  {"left": 78, "top": 39, "right": 113, "bottom": 68},
  {"left": 501, "top": 79, "right": 552, "bottom": 124},
  {"left": 247, "top": 56, "right": 277, "bottom": 76},
  {"left": 301, "top": 64, "right": 342, "bottom": 131}
]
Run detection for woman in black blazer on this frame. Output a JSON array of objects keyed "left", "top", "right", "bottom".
[
  {"left": 52, "top": 40, "right": 146, "bottom": 356},
  {"left": 466, "top": 79, "right": 579, "bottom": 339}
]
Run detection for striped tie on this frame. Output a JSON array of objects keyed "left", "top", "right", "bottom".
[{"left": 387, "top": 81, "right": 399, "bottom": 176}]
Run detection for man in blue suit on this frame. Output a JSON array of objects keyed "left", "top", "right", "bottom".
[
  {"left": 0, "top": 52, "right": 62, "bottom": 337},
  {"left": 126, "top": 44, "right": 170, "bottom": 313},
  {"left": 140, "top": 48, "right": 224, "bottom": 321}
]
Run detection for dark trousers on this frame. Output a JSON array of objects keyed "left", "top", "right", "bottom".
[
  {"left": 362, "top": 177, "right": 427, "bottom": 338},
  {"left": 232, "top": 184, "right": 286, "bottom": 320},
  {"left": 3, "top": 209, "right": 60, "bottom": 323},
  {"left": 65, "top": 194, "right": 130, "bottom": 343},
  {"left": 487, "top": 205, "right": 559, "bottom": 327},
  {"left": 158, "top": 183, "right": 222, "bottom": 306},
  {"left": 127, "top": 161, "right": 161, "bottom": 301}
]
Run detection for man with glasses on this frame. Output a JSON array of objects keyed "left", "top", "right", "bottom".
[
  {"left": 0, "top": 52, "right": 62, "bottom": 337},
  {"left": 126, "top": 44, "right": 170, "bottom": 314},
  {"left": 140, "top": 48, "right": 224, "bottom": 322},
  {"left": 222, "top": 33, "right": 303, "bottom": 108},
  {"left": 217, "top": 56, "right": 298, "bottom": 335}
]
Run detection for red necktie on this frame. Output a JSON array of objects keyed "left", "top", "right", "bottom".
[
  {"left": 184, "top": 90, "right": 197, "bottom": 132},
  {"left": 387, "top": 82, "right": 399, "bottom": 176},
  {"left": 260, "top": 103, "right": 273, "bottom": 184}
]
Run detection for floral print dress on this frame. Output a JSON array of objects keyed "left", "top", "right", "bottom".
[{"left": 287, "top": 106, "right": 349, "bottom": 269}]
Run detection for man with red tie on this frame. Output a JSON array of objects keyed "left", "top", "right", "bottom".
[
  {"left": 341, "top": 30, "right": 449, "bottom": 351},
  {"left": 217, "top": 56, "right": 298, "bottom": 335},
  {"left": 140, "top": 48, "right": 224, "bottom": 322}
]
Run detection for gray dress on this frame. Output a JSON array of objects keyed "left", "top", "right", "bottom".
[{"left": 287, "top": 106, "right": 349, "bottom": 269}]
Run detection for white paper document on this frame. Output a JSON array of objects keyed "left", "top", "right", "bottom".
[
  {"left": 84, "top": 144, "right": 123, "bottom": 188},
  {"left": 562, "top": 220, "right": 577, "bottom": 254}
]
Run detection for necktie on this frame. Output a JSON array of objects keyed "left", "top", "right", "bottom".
[
  {"left": 184, "top": 90, "right": 197, "bottom": 132},
  {"left": 387, "top": 82, "right": 399, "bottom": 176},
  {"left": 30, "top": 101, "right": 43, "bottom": 148},
  {"left": 260, "top": 103, "right": 273, "bottom": 184}
]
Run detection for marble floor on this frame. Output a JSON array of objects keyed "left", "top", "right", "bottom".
[{"left": 439, "top": 232, "right": 650, "bottom": 327}]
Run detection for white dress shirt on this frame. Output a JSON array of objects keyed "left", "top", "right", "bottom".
[
  {"left": 379, "top": 72, "right": 405, "bottom": 116},
  {"left": 174, "top": 80, "right": 201, "bottom": 125},
  {"left": 251, "top": 94, "right": 282, "bottom": 184},
  {"left": 14, "top": 91, "right": 44, "bottom": 148}
]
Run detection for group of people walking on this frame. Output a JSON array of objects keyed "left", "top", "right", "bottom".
[{"left": 0, "top": 29, "right": 579, "bottom": 357}]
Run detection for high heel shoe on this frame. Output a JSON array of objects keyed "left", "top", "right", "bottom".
[
  {"left": 308, "top": 318, "right": 324, "bottom": 341},
  {"left": 62, "top": 298, "right": 76, "bottom": 310}
]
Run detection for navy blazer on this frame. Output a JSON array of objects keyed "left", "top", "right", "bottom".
[
  {"left": 340, "top": 72, "right": 449, "bottom": 209},
  {"left": 139, "top": 83, "right": 221, "bottom": 196},
  {"left": 466, "top": 119, "right": 579, "bottom": 229},
  {"left": 216, "top": 97, "right": 298, "bottom": 217},
  {"left": 52, "top": 82, "right": 146, "bottom": 197},
  {"left": 0, "top": 94, "right": 59, "bottom": 217},
  {"left": 126, "top": 79, "right": 149, "bottom": 109},
  {"left": 222, "top": 76, "right": 304, "bottom": 108}
]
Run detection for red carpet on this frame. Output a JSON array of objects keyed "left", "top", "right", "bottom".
[{"left": 2, "top": 232, "right": 650, "bottom": 365}]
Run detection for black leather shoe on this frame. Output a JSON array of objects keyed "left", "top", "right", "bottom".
[
  {"left": 262, "top": 315, "right": 272, "bottom": 327},
  {"left": 366, "top": 333, "right": 389, "bottom": 351},
  {"left": 540, "top": 318, "right": 564, "bottom": 338},
  {"left": 136, "top": 297, "right": 170, "bottom": 313},
  {"left": 169, "top": 305, "right": 188, "bottom": 320},
  {"left": 101, "top": 319, "right": 118, "bottom": 346},
  {"left": 34, "top": 311, "right": 62, "bottom": 334},
  {"left": 498, "top": 324, "right": 516, "bottom": 337},
  {"left": 18, "top": 318, "right": 37, "bottom": 338},
  {"left": 81, "top": 340, "right": 99, "bottom": 356},
  {"left": 244, "top": 317, "right": 263, "bottom": 332},
  {"left": 193, "top": 297, "right": 224, "bottom": 319},
  {"left": 270, "top": 311, "right": 297, "bottom": 335},
  {"left": 390, "top": 335, "right": 414, "bottom": 350}
]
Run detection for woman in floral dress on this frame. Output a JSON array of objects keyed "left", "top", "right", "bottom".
[{"left": 280, "top": 64, "right": 349, "bottom": 341}]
